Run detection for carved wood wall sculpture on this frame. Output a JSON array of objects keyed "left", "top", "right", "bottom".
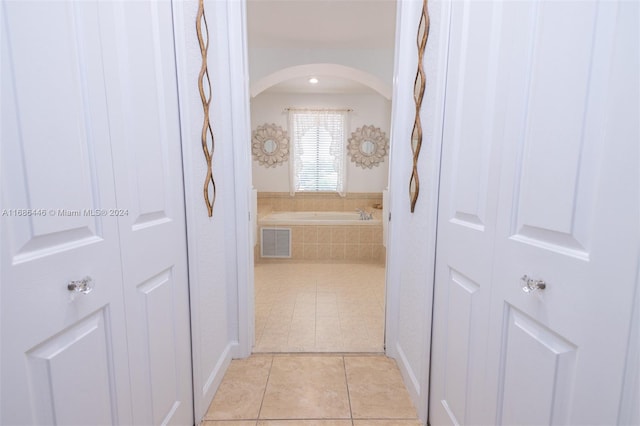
[
  {"left": 409, "top": 0, "right": 430, "bottom": 212},
  {"left": 197, "top": 0, "right": 216, "bottom": 217}
]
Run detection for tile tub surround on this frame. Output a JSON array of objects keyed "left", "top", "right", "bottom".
[
  {"left": 256, "top": 223, "right": 385, "bottom": 264},
  {"left": 256, "top": 192, "right": 385, "bottom": 264},
  {"left": 203, "top": 354, "right": 420, "bottom": 424},
  {"left": 257, "top": 192, "right": 383, "bottom": 214}
]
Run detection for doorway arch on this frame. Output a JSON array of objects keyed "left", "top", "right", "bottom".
[{"left": 250, "top": 63, "right": 392, "bottom": 100}]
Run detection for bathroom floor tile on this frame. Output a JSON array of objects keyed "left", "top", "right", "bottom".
[
  {"left": 257, "top": 421, "right": 352, "bottom": 426},
  {"left": 254, "top": 263, "right": 385, "bottom": 353},
  {"left": 259, "top": 356, "right": 351, "bottom": 419},
  {"left": 205, "top": 356, "right": 272, "bottom": 420},
  {"left": 352, "top": 421, "right": 423, "bottom": 426},
  {"left": 204, "top": 354, "right": 422, "bottom": 424},
  {"left": 344, "top": 356, "right": 418, "bottom": 419}
]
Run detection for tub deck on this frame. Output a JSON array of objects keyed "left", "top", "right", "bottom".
[{"left": 259, "top": 211, "right": 381, "bottom": 226}]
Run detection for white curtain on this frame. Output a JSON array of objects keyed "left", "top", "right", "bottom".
[{"left": 288, "top": 109, "right": 349, "bottom": 196}]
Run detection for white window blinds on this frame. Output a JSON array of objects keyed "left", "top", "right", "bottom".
[{"left": 288, "top": 109, "right": 348, "bottom": 196}]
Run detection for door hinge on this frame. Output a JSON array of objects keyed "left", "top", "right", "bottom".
[
  {"left": 248, "top": 211, "right": 251, "bottom": 221},
  {"left": 388, "top": 211, "right": 391, "bottom": 222}
]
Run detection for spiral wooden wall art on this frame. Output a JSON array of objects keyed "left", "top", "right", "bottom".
[
  {"left": 409, "top": 0, "right": 430, "bottom": 213},
  {"left": 197, "top": 0, "right": 216, "bottom": 217}
]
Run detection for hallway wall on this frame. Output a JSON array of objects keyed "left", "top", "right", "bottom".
[
  {"left": 384, "top": 0, "right": 450, "bottom": 422},
  {"left": 173, "top": 0, "right": 253, "bottom": 422}
]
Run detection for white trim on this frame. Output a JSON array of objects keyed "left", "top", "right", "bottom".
[
  {"left": 171, "top": 0, "right": 206, "bottom": 419},
  {"left": 395, "top": 341, "right": 421, "bottom": 396},
  {"left": 383, "top": 0, "right": 411, "bottom": 367},
  {"left": 201, "top": 342, "right": 235, "bottom": 397},
  {"left": 619, "top": 253, "right": 640, "bottom": 424},
  {"left": 226, "top": 0, "right": 254, "bottom": 359},
  {"left": 251, "top": 63, "right": 393, "bottom": 100},
  {"left": 172, "top": 0, "right": 254, "bottom": 421}
]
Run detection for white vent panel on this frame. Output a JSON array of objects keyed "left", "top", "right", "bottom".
[{"left": 261, "top": 227, "right": 291, "bottom": 258}]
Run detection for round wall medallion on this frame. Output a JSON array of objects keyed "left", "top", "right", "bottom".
[
  {"left": 252, "top": 123, "right": 289, "bottom": 168},
  {"left": 347, "top": 125, "right": 389, "bottom": 169}
]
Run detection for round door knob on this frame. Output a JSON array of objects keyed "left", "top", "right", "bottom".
[
  {"left": 67, "top": 276, "right": 94, "bottom": 294},
  {"left": 521, "top": 275, "right": 546, "bottom": 293}
]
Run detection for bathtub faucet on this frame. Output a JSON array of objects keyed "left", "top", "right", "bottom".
[{"left": 356, "top": 208, "right": 373, "bottom": 220}]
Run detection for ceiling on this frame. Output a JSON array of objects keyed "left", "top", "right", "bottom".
[
  {"left": 247, "top": 0, "right": 397, "bottom": 95},
  {"left": 247, "top": 0, "right": 397, "bottom": 49},
  {"left": 262, "top": 75, "right": 376, "bottom": 95}
]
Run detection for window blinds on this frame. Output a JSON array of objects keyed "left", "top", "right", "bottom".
[{"left": 289, "top": 110, "right": 348, "bottom": 195}]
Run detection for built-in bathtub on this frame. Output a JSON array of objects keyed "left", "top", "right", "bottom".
[
  {"left": 256, "top": 211, "right": 385, "bottom": 263},
  {"left": 260, "top": 211, "right": 381, "bottom": 226}
]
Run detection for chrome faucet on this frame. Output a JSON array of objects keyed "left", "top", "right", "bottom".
[{"left": 356, "top": 208, "right": 373, "bottom": 220}]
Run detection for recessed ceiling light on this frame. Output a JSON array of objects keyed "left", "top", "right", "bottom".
[{"left": 308, "top": 77, "right": 319, "bottom": 84}]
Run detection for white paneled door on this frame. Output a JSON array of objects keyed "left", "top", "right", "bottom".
[
  {"left": 99, "top": 2, "right": 194, "bottom": 424},
  {"left": 1, "top": 1, "right": 192, "bottom": 425},
  {"left": 430, "top": 1, "right": 639, "bottom": 425}
]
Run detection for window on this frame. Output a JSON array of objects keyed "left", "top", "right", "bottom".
[{"left": 289, "top": 109, "right": 348, "bottom": 195}]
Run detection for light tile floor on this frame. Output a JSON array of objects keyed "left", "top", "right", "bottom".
[
  {"left": 254, "top": 263, "right": 385, "bottom": 353},
  {"left": 203, "top": 354, "right": 421, "bottom": 425}
]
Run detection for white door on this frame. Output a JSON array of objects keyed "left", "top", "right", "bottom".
[
  {"left": 98, "top": 2, "right": 194, "bottom": 424},
  {"left": 0, "top": 2, "right": 134, "bottom": 424},
  {"left": 429, "top": 1, "right": 639, "bottom": 425},
  {"left": 1, "top": 1, "right": 193, "bottom": 425},
  {"left": 100, "top": 1, "right": 193, "bottom": 425}
]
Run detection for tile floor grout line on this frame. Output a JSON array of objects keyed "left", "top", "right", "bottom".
[
  {"left": 287, "top": 289, "right": 296, "bottom": 349},
  {"left": 255, "top": 355, "right": 275, "bottom": 423},
  {"left": 314, "top": 277, "right": 319, "bottom": 349},
  {"left": 255, "top": 417, "right": 354, "bottom": 421},
  {"left": 342, "top": 355, "right": 355, "bottom": 423}
]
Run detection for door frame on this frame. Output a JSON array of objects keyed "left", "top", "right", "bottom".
[
  {"left": 174, "top": 0, "right": 451, "bottom": 423},
  {"left": 383, "top": 0, "right": 452, "bottom": 422},
  {"left": 223, "top": 0, "right": 255, "bottom": 360},
  {"left": 226, "top": 0, "right": 452, "bottom": 423},
  {"left": 171, "top": 0, "right": 253, "bottom": 420}
]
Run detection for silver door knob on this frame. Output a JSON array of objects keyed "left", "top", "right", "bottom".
[
  {"left": 67, "top": 276, "right": 94, "bottom": 294},
  {"left": 521, "top": 275, "right": 546, "bottom": 293}
]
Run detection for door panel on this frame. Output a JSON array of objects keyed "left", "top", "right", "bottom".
[
  {"left": 514, "top": 2, "right": 597, "bottom": 239},
  {"left": 3, "top": 1, "right": 108, "bottom": 262},
  {"left": 507, "top": 1, "right": 603, "bottom": 258},
  {"left": 447, "top": 1, "right": 501, "bottom": 233},
  {"left": 429, "top": 1, "right": 504, "bottom": 424},
  {"left": 99, "top": 2, "right": 193, "bottom": 424},
  {"left": 1, "top": 2, "right": 133, "bottom": 424},
  {"left": 440, "top": 269, "right": 481, "bottom": 425},
  {"left": 135, "top": 268, "right": 182, "bottom": 424},
  {"left": 2, "top": 1, "right": 193, "bottom": 425},
  {"left": 486, "top": 2, "right": 638, "bottom": 424},
  {"left": 26, "top": 309, "right": 118, "bottom": 426},
  {"left": 430, "top": 0, "right": 639, "bottom": 425},
  {"left": 497, "top": 306, "right": 577, "bottom": 426}
]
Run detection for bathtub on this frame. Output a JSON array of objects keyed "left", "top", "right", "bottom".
[
  {"left": 259, "top": 211, "right": 381, "bottom": 226},
  {"left": 256, "top": 210, "right": 385, "bottom": 263}
]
